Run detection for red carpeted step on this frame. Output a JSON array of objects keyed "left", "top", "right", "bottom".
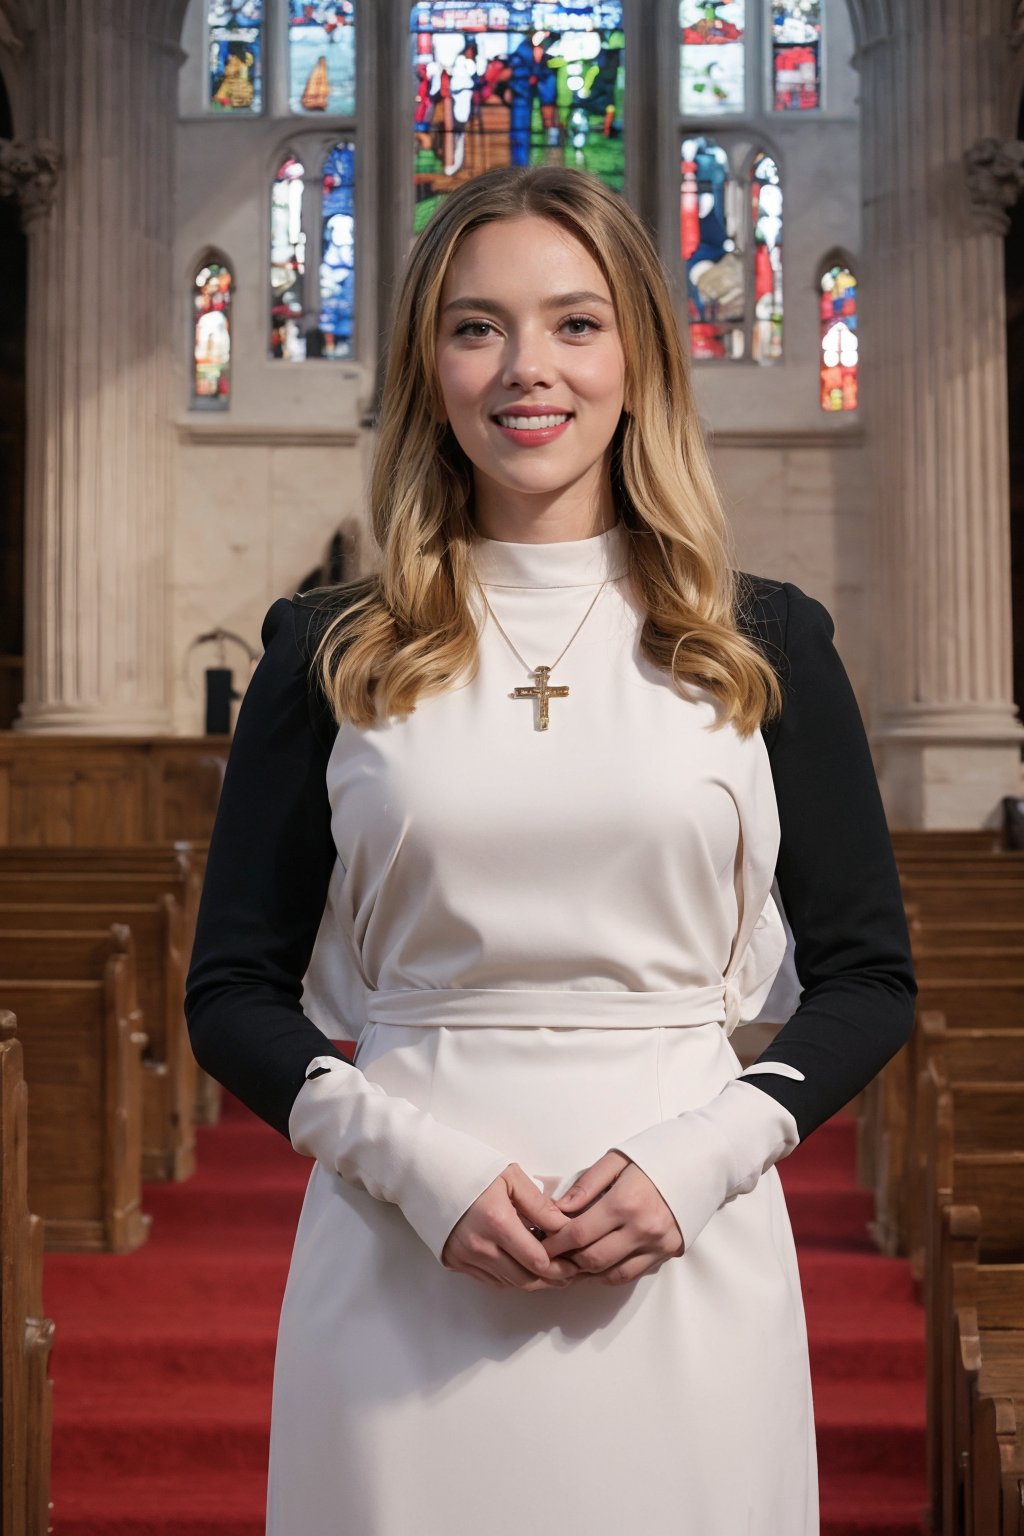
[
  {"left": 44, "top": 1099, "right": 928, "bottom": 1534},
  {"left": 812, "top": 1377, "right": 926, "bottom": 1476},
  {"left": 49, "top": 1467, "right": 266, "bottom": 1536},
  {"left": 820, "top": 1471, "right": 928, "bottom": 1535}
]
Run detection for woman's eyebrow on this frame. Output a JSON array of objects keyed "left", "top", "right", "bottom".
[{"left": 442, "top": 291, "right": 614, "bottom": 317}]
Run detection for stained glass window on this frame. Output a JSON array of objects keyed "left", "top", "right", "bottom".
[
  {"left": 680, "top": 136, "right": 744, "bottom": 359},
  {"left": 771, "top": 1, "right": 821, "bottom": 112},
  {"left": 193, "top": 258, "right": 233, "bottom": 407},
  {"left": 270, "top": 156, "right": 307, "bottom": 359},
  {"left": 679, "top": 1, "right": 745, "bottom": 117},
  {"left": 410, "top": 2, "right": 625, "bottom": 236},
  {"left": 751, "top": 152, "right": 781, "bottom": 362},
  {"left": 207, "top": 0, "right": 264, "bottom": 113},
  {"left": 819, "top": 264, "right": 857, "bottom": 411},
  {"left": 289, "top": 2, "right": 357, "bottom": 115},
  {"left": 318, "top": 141, "right": 356, "bottom": 357}
]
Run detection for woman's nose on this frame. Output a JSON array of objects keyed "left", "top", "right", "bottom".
[{"left": 501, "top": 333, "right": 555, "bottom": 389}]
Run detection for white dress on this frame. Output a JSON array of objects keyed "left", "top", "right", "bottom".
[{"left": 266, "top": 522, "right": 819, "bottom": 1535}]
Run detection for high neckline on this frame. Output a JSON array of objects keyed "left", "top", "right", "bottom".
[{"left": 469, "top": 521, "right": 630, "bottom": 589}]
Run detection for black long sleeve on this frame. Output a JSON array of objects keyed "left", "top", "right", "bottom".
[
  {"left": 735, "top": 577, "right": 918, "bottom": 1140},
  {"left": 185, "top": 595, "right": 349, "bottom": 1136}
]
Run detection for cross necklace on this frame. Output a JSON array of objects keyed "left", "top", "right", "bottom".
[{"left": 476, "top": 578, "right": 611, "bottom": 731}]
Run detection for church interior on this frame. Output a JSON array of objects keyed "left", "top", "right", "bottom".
[{"left": 1, "top": 0, "right": 1024, "bottom": 1530}]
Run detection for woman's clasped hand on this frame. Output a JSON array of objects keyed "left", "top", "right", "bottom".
[{"left": 440, "top": 1149, "right": 685, "bottom": 1290}]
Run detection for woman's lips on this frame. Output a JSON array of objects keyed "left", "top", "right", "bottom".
[{"left": 491, "top": 415, "right": 573, "bottom": 447}]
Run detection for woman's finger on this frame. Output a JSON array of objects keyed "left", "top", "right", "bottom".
[
  {"left": 553, "top": 1150, "right": 630, "bottom": 1214},
  {"left": 479, "top": 1244, "right": 575, "bottom": 1289},
  {"left": 492, "top": 1219, "right": 580, "bottom": 1284},
  {"left": 504, "top": 1166, "right": 571, "bottom": 1237},
  {"left": 540, "top": 1203, "right": 622, "bottom": 1261},
  {"left": 560, "top": 1228, "right": 637, "bottom": 1275}
]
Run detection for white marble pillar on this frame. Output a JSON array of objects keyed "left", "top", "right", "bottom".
[
  {"left": 5, "top": 0, "right": 189, "bottom": 733},
  {"left": 846, "top": 0, "right": 1024, "bottom": 827}
]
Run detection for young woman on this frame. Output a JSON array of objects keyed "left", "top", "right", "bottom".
[{"left": 186, "top": 163, "right": 916, "bottom": 1536}]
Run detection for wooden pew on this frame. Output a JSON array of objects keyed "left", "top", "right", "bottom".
[
  {"left": 900, "top": 860, "right": 1024, "bottom": 886},
  {"left": 951, "top": 1228, "right": 1024, "bottom": 1536},
  {"left": 0, "top": 901, "right": 194, "bottom": 1180},
  {"left": 892, "top": 831, "right": 1003, "bottom": 857},
  {"left": 904, "top": 886, "right": 1024, "bottom": 924},
  {"left": 867, "top": 978, "right": 1024, "bottom": 1257},
  {"left": 970, "top": 1390, "right": 1024, "bottom": 1536},
  {"left": 918, "top": 1016, "right": 1024, "bottom": 1093},
  {"left": 1, "top": 929, "right": 150, "bottom": 1252},
  {"left": 0, "top": 862, "right": 219, "bottom": 1127},
  {"left": 903, "top": 1018, "right": 1024, "bottom": 1275},
  {"left": 910, "top": 921, "right": 1024, "bottom": 953},
  {"left": 0, "top": 849, "right": 202, "bottom": 949},
  {"left": 0, "top": 1018, "right": 54, "bottom": 1536},
  {"left": 924, "top": 1071, "right": 1024, "bottom": 1534},
  {"left": 910, "top": 1063, "right": 1024, "bottom": 1271},
  {"left": 913, "top": 951, "right": 1024, "bottom": 984}
]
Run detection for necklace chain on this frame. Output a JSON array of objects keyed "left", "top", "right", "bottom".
[{"left": 477, "top": 577, "right": 610, "bottom": 677}]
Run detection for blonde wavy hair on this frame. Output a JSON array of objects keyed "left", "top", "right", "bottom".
[{"left": 310, "top": 164, "right": 782, "bottom": 735}]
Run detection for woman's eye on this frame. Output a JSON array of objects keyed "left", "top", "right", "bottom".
[
  {"left": 452, "top": 315, "right": 601, "bottom": 339},
  {"left": 562, "top": 314, "right": 601, "bottom": 335},
  {"left": 453, "top": 320, "right": 495, "bottom": 338}
]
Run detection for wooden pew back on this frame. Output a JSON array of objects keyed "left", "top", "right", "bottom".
[
  {"left": 0, "top": 1025, "right": 54, "bottom": 1536},
  {"left": 2, "top": 956, "right": 150, "bottom": 1251},
  {"left": 0, "top": 900, "right": 194, "bottom": 1180}
]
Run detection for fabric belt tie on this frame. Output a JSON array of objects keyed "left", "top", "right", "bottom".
[{"left": 366, "top": 983, "right": 734, "bottom": 1032}]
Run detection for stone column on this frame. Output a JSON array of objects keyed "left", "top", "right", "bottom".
[
  {"left": 5, "top": 0, "right": 189, "bottom": 733},
  {"left": 846, "top": 0, "right": 1024, "bottom": 827}
]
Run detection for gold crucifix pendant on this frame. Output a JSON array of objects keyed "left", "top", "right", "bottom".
[{"left": 511, "top": 665, "right": 570, "bottom": 731}]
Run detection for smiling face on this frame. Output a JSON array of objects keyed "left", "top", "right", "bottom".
[{"left": 435, "top": 214, "right": 629, "bottom": 542}]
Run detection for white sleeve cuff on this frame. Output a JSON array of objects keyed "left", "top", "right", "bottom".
[
  {"left": 610, "top": 1077, "right": 800, "bottom": 1254},
  {"left": 288, "top": 1057, "right": 513, "bottom": 1265}
]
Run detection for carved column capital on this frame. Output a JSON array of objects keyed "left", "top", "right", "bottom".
[
  {"left": 0, "top": 137, "right": 61, "bottom": 229},
  {"left": 964, "top": 137, "right": 1024, "bottom": 234}
]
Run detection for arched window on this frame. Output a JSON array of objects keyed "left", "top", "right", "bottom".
[
  {"left": 750, "top": 151, "right": 782, "bottom": 362},
  {"left": 679, "top": 0, "right": 746, "bottom": 117},
  {"left": 206, "top": 0, "right": 264, "bottom": 114},
  {"left": 410, "top": 2, "right": 625, "bottom": 236},
  {"left": 269, "top": 140, "right": 357, "bottom": 359},
  {"left": 192, "top": 255, "right": 234, "bottom": 408},
  {"left": 680, "top": 136, "right": 743, "bottom": 360},
  {"left": 770, "top": 1, "right": 822, "bottom": 112},
  {"left": 270, "top": 154, "right": 307, "bottom": 358},
  {"left": 819, "top": 261, "right": 858, "bottom": 411},
  {"left": 289, "top": 1, "right": 357, "bottom": 115}
]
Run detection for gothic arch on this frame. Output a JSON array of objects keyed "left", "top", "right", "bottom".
[{"left": 815, "top": 244, "right": 857, "bottom": 291}]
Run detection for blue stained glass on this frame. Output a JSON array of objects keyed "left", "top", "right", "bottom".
[
  {"left": 207, "top": 0, "right": 264, "bottom": 113},
  {"left": 680, "top": 135, "right": 744, "bottom": 359},
  {"left": 410, "top": 2, "right": 625, "bottom": 235},
  {"left": 318, "top": 142, "right": 356, "bottom": 358},
  {"left": 289, "top": 1, "right": 357, "bottom": 115}
]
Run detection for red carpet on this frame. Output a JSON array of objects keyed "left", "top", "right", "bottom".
[{"left": 44, "top": 1080, "right": 926, "bottom": 1534}]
